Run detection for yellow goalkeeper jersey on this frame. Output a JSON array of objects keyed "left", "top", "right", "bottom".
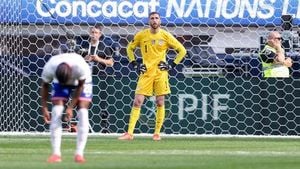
[{"left": 127, "top": 28, "right": 186, "bottom": 76}]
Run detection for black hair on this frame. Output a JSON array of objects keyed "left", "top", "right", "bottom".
[
  {"left": 56, "top": 62, "right": 72, "bottom": 84},
  {"left": 149, "top": 11, "right": 160, "bottom": 18},
  {"left": 93, "top": 23, "right": 102, "bottom": 31}
]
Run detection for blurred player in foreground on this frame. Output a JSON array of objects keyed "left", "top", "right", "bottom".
[
  {"left": 118, "top": 11, "right": 187, "bottom": 141},
  {"left": 40, "top": 43, "right": 92, "bottom": 163}
]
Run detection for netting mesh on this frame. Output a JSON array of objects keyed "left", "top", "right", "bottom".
[
  {"left": 1, "top": 0, "right": 300, "bottom": 135},
  {"left": 0, "top": 0, "right": 23, "bottom": 131}
]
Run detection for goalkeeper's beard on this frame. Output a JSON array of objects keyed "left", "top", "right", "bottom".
[{"left": 150, "top": 23, "right": 160, "bottom": 30}]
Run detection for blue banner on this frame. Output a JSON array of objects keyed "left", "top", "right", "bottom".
[{"left": 16, "top": 0, "right": 300, "bottom": 26}]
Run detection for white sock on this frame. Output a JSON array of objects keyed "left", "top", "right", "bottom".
[
  {"left": 75, "top": 108, "right": 89, "bottom": 156},
  {"left": 50, "top": 105, "right": 64, "bottom": 156}
]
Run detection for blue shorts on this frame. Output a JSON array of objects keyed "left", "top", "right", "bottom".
[{"left": 51, "top": 82, "right": 93, "bottom": 102}]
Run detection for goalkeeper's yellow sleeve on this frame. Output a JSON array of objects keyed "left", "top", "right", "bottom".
[
  {"left": 165, "top": 32, "right": 187, "bottom": 65},
  {"left": 173, "top": 44, "right": 187, "bottom": 65},
  {"left": 126, "top": 33, "right": 141, "bottom": 62},
  {"left": 127, "top": 42, "right": 135, "bottom": 62}
]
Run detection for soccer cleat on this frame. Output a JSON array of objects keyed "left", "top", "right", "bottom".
[
  {"left": 47, "top": 154, "right": 62, "bottom": 163},
  {"left": 118, "top": 132, "right": 134, "bottom": 140},
  {"left": 74, "top": 154, "right": 86, "bottom": 163},
  {"left": 153, "top": 134, "right": 161, "bottom": 141}
]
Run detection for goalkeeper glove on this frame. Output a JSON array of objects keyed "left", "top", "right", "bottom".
[
  {"left": 158, "top": 61, "right": 176, "bottom": 71},
  {"left": 131, "top": 61, "right": 147, "bottom": 74}
]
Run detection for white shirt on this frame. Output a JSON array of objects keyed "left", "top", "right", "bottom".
[{"left": 41, "top": 53, "right": 92, "bottom": 85}]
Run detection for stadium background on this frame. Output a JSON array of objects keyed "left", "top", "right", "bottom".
[{"left": 1, "top": 0, "right": 300, "bottom": 135}]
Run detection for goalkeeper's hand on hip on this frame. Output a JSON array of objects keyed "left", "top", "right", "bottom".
[
  {"left": 131, "top": 61, "right": 147, "bottom": 74},
  {"left": 158, "top": 61, "right": 176, "bottom": 71}
]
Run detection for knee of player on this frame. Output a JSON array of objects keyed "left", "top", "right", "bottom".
[
  {"left": 155, "top": 97, "right": 165, "bottom": 106},
  {"left": 77, "top": 100, "right": 91, "bottom": 109},
  {"left": 133, "top": 99, "right": 143, "bottom": 107}
]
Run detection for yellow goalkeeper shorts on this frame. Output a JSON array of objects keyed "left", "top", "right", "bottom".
[{"left": 135, "top": 71, "right": 170, "bottom": 96}]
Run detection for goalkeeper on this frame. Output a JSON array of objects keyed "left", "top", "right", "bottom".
[{"left": 118, "top": 11, "right": 186, "bottom": 141}]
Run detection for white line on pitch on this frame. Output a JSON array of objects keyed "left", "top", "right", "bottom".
[{"left": 87, "top": 150, "right": 300, "bottom": 157}]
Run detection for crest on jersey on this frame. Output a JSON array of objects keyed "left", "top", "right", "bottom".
[{"left": 158, "top": 39, "right": 164, "bottom": 45}]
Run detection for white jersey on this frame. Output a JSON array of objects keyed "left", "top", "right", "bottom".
[{"left": 41, "top": 53, "right": 92, "bottom": 85}]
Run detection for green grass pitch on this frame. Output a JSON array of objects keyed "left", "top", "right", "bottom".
[{"left": 0, "top": 135, "right": 300, "bottom": 169}]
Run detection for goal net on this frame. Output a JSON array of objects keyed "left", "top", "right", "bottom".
[
  {"left": 2, "top": 0, "right": 300, "bottom": 135},
  {"left": 0, "top": 0, "right": 23, "bottom": 131}
]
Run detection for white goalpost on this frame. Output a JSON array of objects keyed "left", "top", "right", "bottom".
[{"left": 1, "top": 0, "right": 300, "bottom": 136}]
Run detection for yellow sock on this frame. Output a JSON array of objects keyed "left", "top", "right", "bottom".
[
  {"left": 154, "top": 106, "right": 165, "bottom": 135},
  {"left": 127, "top": 107, "right": 141, "bottom": 135}
]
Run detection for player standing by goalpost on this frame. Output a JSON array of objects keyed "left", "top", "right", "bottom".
[
  {"left": 118, "top": 11, "right": 186, "bottom": 141},
  {"left": 40, "top": 44, "right": 92, "bottom": 163}
]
